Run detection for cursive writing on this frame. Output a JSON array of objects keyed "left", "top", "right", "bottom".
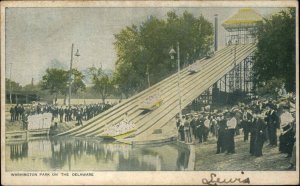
[{"left": 202, "top": 173, "right": 250, "bottom": 185}]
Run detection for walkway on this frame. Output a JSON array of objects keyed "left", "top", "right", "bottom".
[{"left": 194, "top": 134, "right": 293, "bottom": 171}]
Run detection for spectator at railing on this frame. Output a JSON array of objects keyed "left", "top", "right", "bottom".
[{"left": 11, "top": 102, "right": 114, "bottom": 127}]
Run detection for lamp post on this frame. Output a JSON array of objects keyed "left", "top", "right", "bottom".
[
  {"left": 68, "top": 43, "right": 80, "bottom": 106},
  {"left": 146, "top": 64, "right": 150, "bottom": 88},
  {"left": 139, "top": 45, "right": 150, "bottom": 88},
  {"left": 169, "top": 41, "right": 182, "bottom": 119}
]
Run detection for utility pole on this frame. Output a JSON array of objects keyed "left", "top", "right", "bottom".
[
  {"left": 68, "top": 44, "right": 80, "bottom": 105},
  {"left": 9, "top": 63, "right": 12, "bottom": 105},
  {"left": 176, "top": 41, "right": 182, "bottom": 119},
  {"left": 169, "top": 42, "right": 182, "bottom": 119},
  {"left": 214, "top": 14, "right": 218, "bottom": 52},
  {"left": 68, "top": 44, "right": 74, "bottom": 106}
]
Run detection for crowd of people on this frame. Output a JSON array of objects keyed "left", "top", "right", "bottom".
[
  {"left": 176, "top": 93, "right": 296, "bottom": 169},
  {"left": 9, "top": 102, "right": 114, "bottom": 126}
]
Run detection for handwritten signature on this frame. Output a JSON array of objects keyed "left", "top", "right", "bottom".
[{"left": 202, "top": 172, "right": 250, "bottom": 185}]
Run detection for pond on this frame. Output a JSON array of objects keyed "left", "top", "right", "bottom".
[{"left": 6, "top": 137, "right": 191, "bottom": 171}]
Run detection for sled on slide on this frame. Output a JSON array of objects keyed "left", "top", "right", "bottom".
[
  {"left": 139, "top": 92, "right": 163, "bottom": 111},
  {"left": 100, "top": 120, "right": 136, "bottom": 140},
  {"left": 188, "top": 63, "right": 199, "bottom": 74}
]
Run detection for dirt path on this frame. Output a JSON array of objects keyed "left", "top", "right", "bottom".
[{"left": 194, "top": 134, "right": 294, "bottom": 171}]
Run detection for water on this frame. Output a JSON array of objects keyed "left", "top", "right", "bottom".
[{"left": 6, "top": 137, "right": 190, "bottom": 171}]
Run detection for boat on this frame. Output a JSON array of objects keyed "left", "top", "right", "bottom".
[
  {"left": 100, "top": 120, "right": 136, "bottom": 140},
  {"left": 140, "top": 93, "right": 163, "bottom": 111}
]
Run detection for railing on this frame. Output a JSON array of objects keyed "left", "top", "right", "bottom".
[{"left": 27, "top": 113, "right": 52, "bottom": 130}]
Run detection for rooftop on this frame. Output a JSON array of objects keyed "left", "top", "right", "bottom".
[{"left": 222, "top": 8, "right": 263, "bottom": 30}]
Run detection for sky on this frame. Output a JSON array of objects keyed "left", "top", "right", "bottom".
[{"left": 5, "top": 7, "right": 284, "bottom": 86}]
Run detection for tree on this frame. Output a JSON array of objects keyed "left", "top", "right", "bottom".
[
  {"left": 113, "top": 57, "right": 144, "bottom": 98},
  {"left": 23, "top": 84, "right": 38, "bottom": 92},
  {"left": 89, "top": 67, "right": 114, "bottom": 103},
  {"left": 71, "top": 69, "right": 86, "bottom": 94},
  {"left": 5, "top": 78, "right": 23, "bottom": 92},
  {"left": 256, "top": 77, "right": 285, "bottom": 97},
  {"left": 253, "top": 8, "right": 296, "bottom": 93},
  {"left": 41, "top": 68, "right": 69, "bottom": 104},
  {"left": 113, "top": 11, "right": 213, "bottom": 97},
  {"left": 41, "top": 68, "right": 86, "bottom": 104}
]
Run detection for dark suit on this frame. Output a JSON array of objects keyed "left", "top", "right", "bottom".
[
  {"left": 216, "top": 119, "right": 227, "bottom": 153},
  {"left": 266, "top": 110, "right": 279, "bottom": 146},
  {"left": 249, "top": 118, "right": 256, "bottom": 155},
  {"left": 242, "top": 111, "right": 253, "bottom": 141},
  {"left": 254, "top": 118, "right": 266, "bottom": 157}
]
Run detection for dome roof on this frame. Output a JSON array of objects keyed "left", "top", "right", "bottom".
[{"left": 222, "top": 8, "right": 263, "bottom": 30}]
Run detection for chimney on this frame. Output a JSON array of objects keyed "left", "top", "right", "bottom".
[{"left": 214, "top": 14, "right": 218, "bottom": 51}]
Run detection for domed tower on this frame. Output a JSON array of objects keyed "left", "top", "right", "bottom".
[
  {"left": 222, "top": 8, "right": 263, "bottom": 45},
  {"left": 212, "top": 8, "right": 261, "bottom": 105}
]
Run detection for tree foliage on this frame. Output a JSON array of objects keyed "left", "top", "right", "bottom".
[
  {"left": 71, "top": 68, "right": 86, "bottom": 93},
  {"left": 41, "top": 68, "right": 85, "bottom": 103},
  {"left": 256, "top": 77, "right": 285, "bottom": 97},
  {"left": 5, "top": 78, "right": 23, "bottom": 92},
  {"left": 113, "top": 11, "right": 213, "bottom": 97},
  {"left": 253, "top": 8, "right": 296, "bottom": 93},
  {"left": 23, "top": 83, "right": 41, "bottom": 92},
  {"left": 89, "top": 67, "right": 114, "bottom": 103},
  {"left": 41, "top": 68, "right": 68, "bottom": 95}
]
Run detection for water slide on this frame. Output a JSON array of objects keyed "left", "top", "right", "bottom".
[{"left": 58, "top": 44, "right": 256, "bottom": 141}]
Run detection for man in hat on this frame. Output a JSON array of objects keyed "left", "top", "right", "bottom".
[
  {"left": 234, "top": 108, "right": 243, "bottom": 136},
  {"left": 210, "top": 115, "right": 218, "bottom": 138},
  {"left": 242, "top": 108, "right": 253, "bottom": 142},
  {"left": 249, "top": 112, "right": 258, "bottom": 155},
  {"left": 184, "top": 115, "right": 192, "bottom": 143},
  {"left": 226, "top": 111, "right": 237, "bottom": 154},
  {"left": 59, "top": 106, "right": 64, "bottom": 123},
  {"left": 287, "top": 112, "right": 296, "bottom": 170},
  {"left": 190, "top": 114, "right": 197, "bottom": 141},
  {"left": 203, "top": 116, "right": 210, "bottom": 142},
  {"left": 196, "top": 115, "right": 204, "bottom": 143},
  {"left": 279, "top": 105, "right": 295, "bottom": 157},
  {"left": 10, "top": 105, "right": 15, "bottom": 122},
  {"left": 76, "top": 109, "right": 83, "bottom": 126},
  {"left": 216, "top": 114, "right": 227, "bottom": 154},
  {"left": 178, "top": 116, "right": 185, "bottom": 142},
  {"left": 254, "top": 114, "right": 267, "bottom": 157},
  {"left": 176, "top": 115, "right": 181, "bottom": 129},
  {"left": 265, "top": 105, "right": 279, "bottom": 147}
]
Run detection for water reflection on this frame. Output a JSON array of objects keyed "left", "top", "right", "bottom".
[
  {"left": 177, "top": 149, "right": 190, "bottom": 170},
  {"left": 6, "top": 137, "right": 190, "bottom": 171},
  {"left": 10, "top": 143, "right": 28, "bottom": 161}
]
